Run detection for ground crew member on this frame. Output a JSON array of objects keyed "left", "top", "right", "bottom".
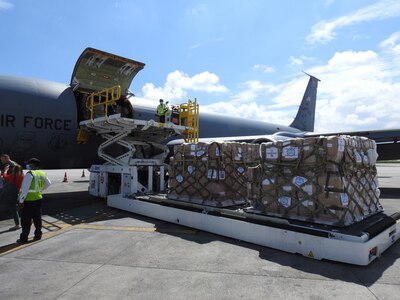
[
  {"left": 2, "top": 164, "right": 24, "bottom": 230},
  {"left": 156, "top": 99, "right": 168, "bottom": 123},
  {"left": 0, "top": 154, "right": 17, "bottom": 174},
  {"left": 0, "top": 154, "right": 17, "bottom": 189},
  {"left": 17, "top": 158, "right": 51, "bottom": 244}
]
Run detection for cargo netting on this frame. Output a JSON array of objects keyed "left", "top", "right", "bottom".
[
  {"left": 168, "top": 136, "right": 382, "bottom": 227},
  {"left": 168, "top": 142, "right": 260, "bottom": 207}
]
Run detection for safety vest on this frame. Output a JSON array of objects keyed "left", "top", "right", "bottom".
[
  {"left": 25, "top": 170, "right": 46, "bottom": 201},
  {"left": 157, "top": 104, "right": 166, "bottom": 116}
]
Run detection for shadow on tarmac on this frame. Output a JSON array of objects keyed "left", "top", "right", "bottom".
[
  {"left": 381, "top": 187, "right": 400, "bottom": 199},
  {"left": 1, "top": 189, "right": 399, "bottom": 288},
  {"left": 110, "top": 207, "right": 400, "bottom": 288},
  {"left": 0, "top": 240, "right": 38, "bottom": 255},
  {"left": 258, "top": 240, "right": 400, "bottom": 287}
]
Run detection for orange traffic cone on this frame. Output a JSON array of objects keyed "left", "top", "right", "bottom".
[
  {"left": 81, "top": 170, "right": 85, "bottom": 177},
  {"left": 62, "top": 172, "right": 68, "bottom": 183}
]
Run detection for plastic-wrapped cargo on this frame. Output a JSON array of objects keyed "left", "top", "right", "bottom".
[
  {"left": 248, "top": 136, "right": 382, "bottom": 227},
  {"left": 168, "top": 142, "right": 260, "bottom": 207}
]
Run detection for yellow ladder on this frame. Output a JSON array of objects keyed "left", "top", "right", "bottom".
[
  {"left": 77, "top": 85, "right": 121, "bottom": 144},
  {"left": 179, "top": 98, "right": 199, "bottom": 143},
  {"left": 86, "top": 85, "right": 121, "bottom": 120}
]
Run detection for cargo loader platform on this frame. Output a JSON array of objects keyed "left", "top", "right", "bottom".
[
  {"left": 106, "top": 193, "right": 400, "bottom": 266},
  {"left": 79, "top": 113, "right": 188, "bottom": 144},
  {"left": 81, "top": 114, "right": 194, "bottom": 196}
]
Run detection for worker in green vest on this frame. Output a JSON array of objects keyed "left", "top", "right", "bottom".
[
  {"left": 156, "top": 99, "right": 168, "bottom": 123},
  {"left": 17, "top": 158, "right": 51, "bottom": 244}
]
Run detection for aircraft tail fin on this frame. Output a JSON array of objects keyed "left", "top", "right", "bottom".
[{"left": 289, "top": 73, "right": 320, "bottom": 132}]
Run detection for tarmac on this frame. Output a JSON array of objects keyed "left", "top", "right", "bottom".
[{"left": 0, "top": 164, "right": 399, "bottom": 300}]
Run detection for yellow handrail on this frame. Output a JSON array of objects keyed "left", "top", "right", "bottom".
[
  {"left": 179, "top": 98, "right": 199, "bottom": 143},
  {"left": 86, "top": 85, "right": 121, "bottom": 120}
]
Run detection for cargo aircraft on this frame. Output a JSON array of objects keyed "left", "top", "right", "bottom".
[{"left": 0, "top": 47, "right": 399, "bottom": 168}]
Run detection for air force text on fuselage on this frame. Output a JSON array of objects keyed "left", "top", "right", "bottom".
[{"left": 0, "top": 114, "right": 72, "bottom": 131}]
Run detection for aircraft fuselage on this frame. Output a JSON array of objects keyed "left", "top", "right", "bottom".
[{"left": 0, "top": 75, "right": 300, "bottom": 168}]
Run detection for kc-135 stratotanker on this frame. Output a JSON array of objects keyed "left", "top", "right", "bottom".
[
  {"left": 0, "top": 47, "right": 399, "bottom": 168},
  {"left": 1, "top": 47, "right": 399, "bottom": 265}
]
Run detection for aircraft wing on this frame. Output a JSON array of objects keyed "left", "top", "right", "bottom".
[
  {"left": 304, "top": 129, "right": 400, "bottom": 144},
  {"left": 306, "top": 129, "right": 400, "bottom": 160},
  {"left": 167, "top": 132, "right": 305, "bottom": 146},
  {"left": 167, "top": 135, "right": 269, "bottom": 145},
  {"left": 167, "top": 129, "right": 400, "bottom": 161}
]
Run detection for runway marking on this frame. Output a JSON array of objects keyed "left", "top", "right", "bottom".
[
  {"left": 74, "top": 223, "right": 197, "bottom": 234},
  {"left": 0, "top": 223, "right": 73, "bottom": 256},
  {"left": 0, "top": 216, "right": 196, "bottom": 256}
]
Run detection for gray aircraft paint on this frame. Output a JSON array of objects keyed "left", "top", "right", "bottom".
[
  {"left": 0, "top": 74, "right": 310, "bottom": 168},
  {"left": 290, "top": 74, "right": 320, "bottom": 132},
  {"left": 1, "top": 47, "right": 399, "bottom": 168}
]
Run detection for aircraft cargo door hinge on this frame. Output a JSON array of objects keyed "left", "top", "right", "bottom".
[{"left": 77, "top": 128, "right": 89, "bottom": 144}]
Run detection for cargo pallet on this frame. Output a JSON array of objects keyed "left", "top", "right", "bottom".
[
  {"left": 105, "top": 193, "right": 400, "bottom": 266},
  {"left": 81, "top": 115, "right": 400, "bottom": 266}
]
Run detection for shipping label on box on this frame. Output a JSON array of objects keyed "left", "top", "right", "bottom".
[
  {"left": 278, "top": 196, "right": 291, "bottom": 208},
  {"left": 354, "top": 151, "right": 363, "bottom": 164},
  {"left": 262, "top": 178, "right": 275, "bottom": 186},
  {"left": 207, "top": 169, "right": 225, "bottom": 180},
  {"left": 282, "top": 146, "right": 299, "bottom": 160},
  {"left": 237, "top": 166, "right": 245, "bottom": 174},
  {"left": 176, "top": 174, "right": 184, "bottom": 183},
  {"left": 301, "top": 199, "right": 314, "bottom": 207},
  {"left": 302, "top": 184, "right": 314, "bottom": 196},
  {"left": 340, "top": 193, "right": 349, "bottom": 206},
  {"left": 234, "top": 146, "right": 243, "bottom": 161},
  {"left": 187, "top": 165, "right": 196, "bottom": 174},
  {"left": 338, "top": 137, "right": 345, "bottom": 152},
  {"left": 293, "top": 176, "right": 308, "bottom": 187},
  {"left": 266, "top": 147, "right": 279, "bottom": 160}
]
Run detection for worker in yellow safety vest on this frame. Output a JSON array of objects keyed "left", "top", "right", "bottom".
[
  {"left": 156, "top": 99, "right": 168, "bottom": 123},
  {"left": 17, "top": 158, "right": 51, "bottom": 244}
]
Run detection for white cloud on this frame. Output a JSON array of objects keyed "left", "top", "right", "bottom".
[
  {"left": 189, "top": 37, "right": 224, "bottom": 50},
  {"left": 0, "top": 0, "right": 13, "bottom": 10},
  {"left": 289, "top": 56, "right": 304, "bottom": 66},
  {"left": 288, "top": 56, "right": 316, "bottom": 68},
  {"left": 201, "top": 78, "right": 300, "bottom": 125},
  {"left": 140, "top": 33, "right": 400, "bottom": 133},
  {"left": 307, "top": 0, "right": 400, "bottom": 44},
  {"left": 324, "top": 0, "right": 335, "bottom": 7},
  {"left": 202, "top": 101, "right": 293, "bottom": 124},
  {"left": 230, "top": 80, "right": 280, "bottom": 103},
  {"left": 305, "top": 47, "right": 400, "bottom": 132},
  {"left": 185, "top": 4, "right": 207, "bottom": 17},
  {"left": 380, "top": 31, "right": 400, "bottom": 63},
  {"left": 141, "top": 70, "right": 228, "bottom": 102},
  {"left": 200, "top": 35, "right": 400, "bottom": 132},
  {"left": 253, "top": 64, "right": 275, "bottom": 73},
  {"left": 380, "top": 31, "right": 400, "bottom": 49}
]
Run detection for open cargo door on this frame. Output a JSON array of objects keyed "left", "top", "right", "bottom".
[{"left": 71, "top": 47, "right": 145, "bottom": 96}]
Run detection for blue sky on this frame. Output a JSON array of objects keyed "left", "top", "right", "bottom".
[{"left": 1, "top": 0, "right": 399, "bottom": 132}]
